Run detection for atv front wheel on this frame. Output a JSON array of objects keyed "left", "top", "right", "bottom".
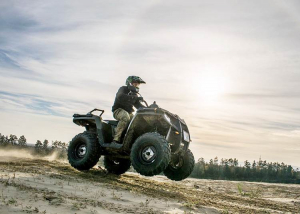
[
  {"left": 68, "top": 132, "right": 101, "bottom": 171},
  {"left": 163, "top": 149, "right": 195, "bottom": 181},
  {"left": 104, "top": 156, "right": 131, "bottom": 175},
  {"left": 131, "top": 132, "right": 171, "bottom": 176}
]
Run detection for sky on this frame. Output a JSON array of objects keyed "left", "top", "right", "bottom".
[{"left": 0, "top": 0, "right": 300, "bottom": 168}]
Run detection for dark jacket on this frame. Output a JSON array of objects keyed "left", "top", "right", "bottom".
[{"left": 112, "top": 86, "right": 145, "bottom": 114}]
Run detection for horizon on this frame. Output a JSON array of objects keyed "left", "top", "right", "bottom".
[
  {"left": 1, "top": 1, "right": 300, "bottom": 168},
  {"left": 1, "top": 136, "right": 299, "bottom": 170}
]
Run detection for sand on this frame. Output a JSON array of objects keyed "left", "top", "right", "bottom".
[{"left": 0, "top": 154, "right": 299, "bottom": 214}]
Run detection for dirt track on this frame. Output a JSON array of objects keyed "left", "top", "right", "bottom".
[{"left": 0, "top": 156, "right": 299, "bottom": 214}]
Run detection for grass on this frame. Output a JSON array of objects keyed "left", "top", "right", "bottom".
[
  {"left": 182, "top": 201, "right": 196, "bottom": 210},
  {"left": 139, "top": 198, "right": 152, "bottom": 207},
  {"left": 8, "top": 197, "right": 17, "bottom": 205},
  {"left": 111, "top": 190, "right": 122, "bottom": 200},
  {"left": 237, "top": 183, "right": 262, "bottom": 198}
]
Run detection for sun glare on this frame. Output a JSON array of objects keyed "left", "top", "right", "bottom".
[{"left": 192, "top": 72, "right": 229, "bottom": 105}]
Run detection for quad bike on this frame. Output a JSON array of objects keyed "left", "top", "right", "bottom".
[{"left": 68, "top": 100, "right": 195, "bottom": 181}]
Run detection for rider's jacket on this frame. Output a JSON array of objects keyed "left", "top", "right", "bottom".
[{"left": 112, "top": 86, "right": 144, "bottom": 114}]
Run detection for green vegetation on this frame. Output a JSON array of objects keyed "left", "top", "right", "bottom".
[{"left": 191, "top": 157, "right": 300, "bottom": 184}]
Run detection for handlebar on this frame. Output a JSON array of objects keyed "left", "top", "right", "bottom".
[
  {"left": 142, "top": 100, "right": 149, "bottom": 107},
  {"left": 136, "top": 92, "right": 148, "bottom": 107}
]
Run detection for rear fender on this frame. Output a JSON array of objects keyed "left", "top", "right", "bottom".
[{"left": 73, "top": 115, "right": 105, "bottom": 145}]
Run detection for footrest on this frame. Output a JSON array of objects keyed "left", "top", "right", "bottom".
[{"left": 102, "top": 143, "right": 122, "bottom": 149}]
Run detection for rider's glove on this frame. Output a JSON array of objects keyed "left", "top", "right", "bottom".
[{"left": 137, "top": 97, "right": 144, "bottom": 102}]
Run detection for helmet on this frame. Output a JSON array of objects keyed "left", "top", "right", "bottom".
[{"left": 126, "top": 76, "right": 146, "bottom": 86}]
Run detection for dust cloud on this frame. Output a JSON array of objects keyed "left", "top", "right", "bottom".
[{"left": 0, "top": 148, "right": 64, "bottom": 162}]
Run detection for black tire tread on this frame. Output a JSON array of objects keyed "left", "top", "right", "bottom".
[
  {"left": 104, "top": 156, "right": 131, "bottom": 175},
  {"left": 131, "top": 132, "right": 171, "bottom": 176},
  {"left": 163, "top": 149, "right": 195, "bottom": 181},
  {"left": 68, "top": 131, "right": 101, "bottom": 171}
]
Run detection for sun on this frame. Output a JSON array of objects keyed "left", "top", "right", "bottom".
[
  {"left": 192, "top": 72, "right": 229, "bottom": 105},
  {"left": 200, "top": 76, "right": 225, "bottom": 97}
]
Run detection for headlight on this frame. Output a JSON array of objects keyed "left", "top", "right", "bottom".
[
  {"left": 183, "top": 131, "right": 190, "bottom": 142},
  {"left": 164, "top": 114, "right": 171, "bottom": 124}
]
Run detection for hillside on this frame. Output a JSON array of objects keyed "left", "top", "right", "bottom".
[{"left": 0, "top": 155, "right": 299, "bottom": 214}]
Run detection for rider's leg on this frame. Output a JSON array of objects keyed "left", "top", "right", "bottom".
[{"left": 113, "top": 108, "right": 132, "bottom": 142}]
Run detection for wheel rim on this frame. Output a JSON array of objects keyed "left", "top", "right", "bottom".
[
  {"left": 140, "top": 146, "right": 157, "bottom": 164},
  {"left": 106, "top": 157, "right": 121, "bottom": 165},
  {"left": 170, "top": 156, "right": 184, "bottom": 170},
  {"left": 113, "top": 160, "right": 120, "bottom": 165},
  {"left": 75, "top": 143, "right": 87, "bottom": 159}
]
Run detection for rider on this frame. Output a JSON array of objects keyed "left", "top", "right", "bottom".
[{"left": 111, "top": 76, "right": 146, "bottom": 144}]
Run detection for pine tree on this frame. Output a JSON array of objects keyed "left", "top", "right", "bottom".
[
  {"left": 233, "top": 158, "right": 239, "bottom": 167},
  {"left": 244, "top": 160, "right": 251, "bottom": 179},
  {"left": 43, "top": 140, "right": 49, "bottom": 150},
  {"left": 3, "top": 136, "right": 9, "bottom": 146},
  {"left": 35, "top": 140, "right": 43, "bottom": 153},
  {"left": 18, "top": 135, "right": 27, "bottom": 147},
  {"left": 0, "top": 133, "right": 4, "bottom": 146},
  {"left": 52, "top": 140, "right": 59, "bottom": 149},
  {"left": 224, "top": 159, "right": 230, "bottom": 179},
  {"left": 213, "top": 156, "right": 218, "bottom": 165},
  {"left": 9, "top": 134, "right": 18, "bottom": 146}
]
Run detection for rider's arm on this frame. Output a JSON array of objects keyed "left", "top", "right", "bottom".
[
  {"left": 134, "top": 100, "right": 145, "bottom": 109},
  {"left": 116, "top": 87, "right": 137, "bottom": 104}
]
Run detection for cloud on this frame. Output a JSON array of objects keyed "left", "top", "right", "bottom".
[
  {"left": 0, "top": 4, "right": 37, "bottom": 32},
  {"left": 0, "top": 91, "right": 65, "bottom": 117},
  {"left": 225, "top": 93, "right": 300, "bottom": 99},
  {"left": 0, "top": 0, "right": 300, "bottom": 167},
  {"left": 0, "top": 50, "right": 22, "bottom": 69}
]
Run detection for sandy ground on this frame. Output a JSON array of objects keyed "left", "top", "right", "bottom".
[{"left": 0, "top": 155, "right": 299, "bottom": 214}]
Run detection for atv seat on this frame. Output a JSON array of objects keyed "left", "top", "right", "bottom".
[
  {"left": 104, "top": 120, "right": 118, "bottom": 126},
  {"left": 73, "top": 113, "right": 93, "bottom": 118}
]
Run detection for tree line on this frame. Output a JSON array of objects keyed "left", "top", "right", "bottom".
[
  {"left": 0, "top": 133, "right": 27, "bottom": 147},
  {"left": 0, "top": 133, "right": 67, "bottom": 159},
  {"left": 190, "top": 157, "right": 300, "bottom": 184}
]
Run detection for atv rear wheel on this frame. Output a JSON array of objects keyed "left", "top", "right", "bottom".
[
  {"left": 104, "top": 156, "right": 131, "bottom": 175},
  {"left": 68, "top": 132, "right": 101, "bottom": 171},
  {"left": 131, "top": 132, "right": 171, "bottom": 176},
  {"left": 163, "top": 149, "right": 195, "bottom": 181}
]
